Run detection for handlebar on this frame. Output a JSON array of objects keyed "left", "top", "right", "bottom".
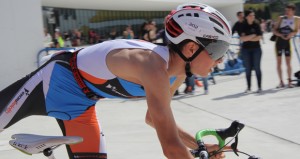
[
  {"left": 192, "top": 121, "right": 245, "bottom": 159},
  {"left": 195, "top": 120, "right": 244, "bottom": 147}
]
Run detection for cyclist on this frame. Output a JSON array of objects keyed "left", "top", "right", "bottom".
[
  {"left": 0, "top": 3, "right": 231, "bottom": 159},
  {"left": 273, "top": 3, "right": 299, "bottom": 88}
]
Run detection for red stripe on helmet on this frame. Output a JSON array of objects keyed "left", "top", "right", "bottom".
[
  {"left": 169, "top": 19, "right": 183, "bottom": 34},
  {"left": 166, "top": 18, "right": 183, "bottom": 37},
  {"left": 209, "top": 13, "right": 231, "bottom": 34}
]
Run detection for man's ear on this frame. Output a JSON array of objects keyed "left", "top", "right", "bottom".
[{"left": 184, "top": 42, "right": 197, "bottom": 57}]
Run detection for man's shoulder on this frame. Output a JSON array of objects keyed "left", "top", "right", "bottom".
[
  {"left": 279, "top": 15, "right": 287, "bottom": 20},
  {"left": 233, "top": 21, "right": 242, "bottom": 26}
]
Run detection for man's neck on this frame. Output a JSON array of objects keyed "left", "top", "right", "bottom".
[
  {"left": 168, "top": 52, "right": 186, "bottom": 76},
  {"left": 286, "top": 15, "right": 294, "bottom": 19}
]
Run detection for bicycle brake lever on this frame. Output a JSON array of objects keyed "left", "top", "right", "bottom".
[
  {"left": 230, "top": 135, "right": 239, "bottom": 156},
  {"left": 216, "top": 120, "right": 244, "bottom": 141}
]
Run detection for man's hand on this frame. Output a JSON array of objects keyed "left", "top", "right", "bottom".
[
  {"left": 206, "top": 144, "right": 231, "bottom": 159},
  {"left": 278, "top": 33, "right": 290, "bottom": 40},
  {"left": 286, "top": 33, "right": 295, "bottom": 40}
]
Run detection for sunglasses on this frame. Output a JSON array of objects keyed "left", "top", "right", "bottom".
[{"left": 196, "top": 37, "right": 230, "bottom": 61}]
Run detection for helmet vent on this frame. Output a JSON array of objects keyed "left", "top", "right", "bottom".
[
  {"left": 209, "top": 17, "right": 223, "bottom": 29},
  {"left": 194, "top": 13, "right": 199, "bottom": 17},
  {"left": 214, "top": 27, "right": 224, "bottom": 35},
  {"left": 186, "top": 13, "right": 192, "bottom": 16},
  {"left": 166, "top": 18, "right": 184, "bottom": 37},
  {"left": 178, "top": 14, "right": 184, "bottom": 18},
  {"left": 211, "top": 13, "right": 230, "bottom": 33}
]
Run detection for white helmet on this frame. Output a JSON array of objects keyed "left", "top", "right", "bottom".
[{"left": 165, "top": 3, "right": 232, "bottom": 60}]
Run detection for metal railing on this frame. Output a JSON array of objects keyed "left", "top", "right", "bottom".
[{"left": 36, "top": 47, "right": 76, "bottom": 67}]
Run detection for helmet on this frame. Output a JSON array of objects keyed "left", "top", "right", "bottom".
[{"left": 165, "top": 3, "right": 232, "bottom": 60}]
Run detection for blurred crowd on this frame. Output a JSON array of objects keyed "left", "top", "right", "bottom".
[
  {"left": 43, "top": 20, "right": 167, "bottom": 48},
  {"left": 43, "top": 3, "right": 300, "bottom": 95}
]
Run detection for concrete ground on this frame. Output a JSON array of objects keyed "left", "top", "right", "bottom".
[{"left": 0, "top": 33, "right": 300, "bottom": 159}]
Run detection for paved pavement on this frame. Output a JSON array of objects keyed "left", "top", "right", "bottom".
[{"left": 1, "top": 33, "right": 300, "bottom": 159}]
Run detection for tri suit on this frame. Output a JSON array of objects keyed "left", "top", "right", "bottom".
[
  {"left": 275, "top": 16, "right": 298, "bottom": 57},
  {"left": 0, "top": 39, "right": 175, "bottom": 159}
]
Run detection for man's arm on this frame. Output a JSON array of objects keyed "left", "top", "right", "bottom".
[
  {"left": 170, "top": 75, "right": 185, "bottom": 96},
  {"left": 144, "top": 71, "right": 230, "bottom": 159},
  {"left": 140, "top": 60, "right": 194, "bottom": 159},
  {"left": 286, "top": 16, "right": 299, "bottom": 39},
  {"left": 145, "top": 110, "right": 198, "bottom": 149},
  {"left": 147, "top": 73, "right": 195, "bottom": 149},
  {"left": 231, "top": 22, "right": 238, "bottom": 35},
  {"left": 240, "top": 33, "right": 256, "bottom": 42},
  {"left": 273, "top": 16, "right": 284, "bottom": 38},
  {"left": 248, "top": 35, "right": 262, "bottom": 41},
  {"left": 146, "top": 109, "right": 230, "bottom": 159}
]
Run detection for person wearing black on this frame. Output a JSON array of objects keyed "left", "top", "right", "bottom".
[
  {"left": 232, "top": 11, "right": 244, "bottom": 36},
  {"left": 240, "top": 10, "right": 263, "bottom": 93}
]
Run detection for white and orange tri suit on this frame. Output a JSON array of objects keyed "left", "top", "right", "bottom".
[{"left": 0, "top": 39, "right": 176, "bottom": 159}]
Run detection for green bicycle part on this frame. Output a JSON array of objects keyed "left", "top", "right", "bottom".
[{"left": 195, "top": 129, "right": 225, "bottom": 148}]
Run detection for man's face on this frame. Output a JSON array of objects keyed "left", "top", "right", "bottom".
[
  {"left": 246, "top": 12, "right": 255, "bottom": 22},
  {"left": 238, "top": 13, "right": 244, "bottom": 21},
  {"left": 181, "top": 41, "right": 223, "bottom": 77},
  {"left": 190, "top": 50, "right": 222, "bottom": 77},
  {"left": 285, "top": 8, "right": 295, "bottom": 16}
]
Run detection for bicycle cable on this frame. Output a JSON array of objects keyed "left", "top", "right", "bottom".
[{"left": 208, "top": 128, "right": 242, "bottom": 158}]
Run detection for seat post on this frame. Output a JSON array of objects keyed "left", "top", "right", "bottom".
[{"left": 43, "top": 148, "right": 56, "bottom": 159}]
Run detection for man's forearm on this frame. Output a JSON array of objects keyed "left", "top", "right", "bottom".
[
  {"left": 240, "top": 34, "right": 256, "bottom": 42},
  {"left": 249, "top": 35, "right": 261, "bottom": 41},
  {"left": 146, "top": 110, "right": 197, "bottom": 149},
  {"left": 177, "top": 126, "right": 198, "bottom": 149}
]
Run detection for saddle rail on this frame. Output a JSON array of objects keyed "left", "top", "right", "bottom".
[{"left": 9, "top": 133, "right": 83, "bottom": 156}]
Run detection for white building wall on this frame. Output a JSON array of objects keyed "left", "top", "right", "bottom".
[{"left": 0, "top": 0, "right": 43, "bottom": 89}]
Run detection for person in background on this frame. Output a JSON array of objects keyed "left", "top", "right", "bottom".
[
  {"left": 143, "top": 20, "right": 157, "bottom": 42},
  {"left": 155, "top": 25, "right": 168, "bottom": 45},
  {"left": 54, "top": 28, "right": 64, "bottom": 48},
  {"left": 139, "top": 22, "right": 148, "bottom": 40},
  {"left": 74, "top": 29, "right": 82, "bottom": 46},
  {"left": 273, "top": 3, "right": 299, "bottom": 88},
  {"left": 260, "top": 19, "right": 266, "bottom": 44},
  {"left": 232, "top": 11, "right": 244, "bottom": 59},
  {"left": 232, "top": 11, "right": 244, "bottom": 37},
  {"left": 88, "top": 29, "right": 97, "bottom": 44},
  {"left": 240, "top": 10, "right": 263, "bottom": 93},
  {"left": 185, "top": 76, "right": 209, "bottom": 95},
  {"left": 184, "top": 75, "right": 196, "bottom": 94},
  {"left": 64, "top": 31, "right": 72, "bottom": 47},
  {"left": 201, "top": 76, "right": 209, "bottom": 95},
  {"left": 123, "top": 25, "right": 135, "bottom": 39},
  {"left": 109, "top": 27, "right": 118, "bottom": 40},
  {"left": 43, "top": 28, "right": 53, "bottom": 47}
]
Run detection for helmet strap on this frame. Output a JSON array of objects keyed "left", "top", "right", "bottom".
[{"left": 170, "top": 44, "right": 204, "bottom": 77}]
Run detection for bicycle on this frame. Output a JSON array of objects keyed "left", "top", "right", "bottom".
[{"left": 9, "top": 120, "right": 260, "bottom": 159}]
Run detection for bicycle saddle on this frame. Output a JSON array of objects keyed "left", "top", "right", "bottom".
[{"left": 9, "top": 133, "right": 83, "bottom": 155}]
